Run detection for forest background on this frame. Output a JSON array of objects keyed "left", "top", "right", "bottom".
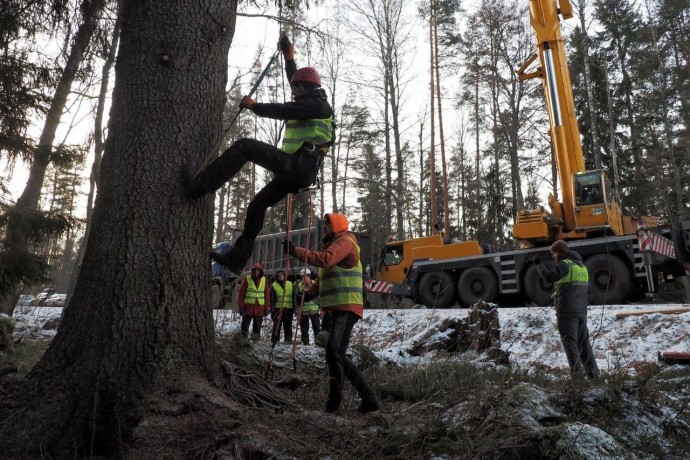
[{"left": 1, "top": 0, "right": 688, "bottom": 303}]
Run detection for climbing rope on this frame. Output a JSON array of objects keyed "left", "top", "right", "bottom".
[
  {"left": 266, "top": 194, "right": 294, "bottom": 381},
  {"left": 290, "top": 190, "right": 315, "bottom": 371},
  {"left": 223, "top": 360, "right": 299, "bottom": 413}
]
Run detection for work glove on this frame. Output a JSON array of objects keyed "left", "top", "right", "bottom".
[
  {"left": 278, "top": 32, "right": 294, "bottom": 60},
  {"left": 282, "top": 239, "right": 297, "bottom": 257},
  {"left": 239, "top": 95, "right": 256, "bottom": 109}
]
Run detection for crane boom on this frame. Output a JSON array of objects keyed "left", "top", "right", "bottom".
[{"left": 513, "top": 0, "right": 625, "bottom": 245}]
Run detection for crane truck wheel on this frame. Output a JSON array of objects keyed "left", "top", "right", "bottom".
[
  {"left": 457, "top": 267, "right": 497, "bottom": 307},
  {"left": 418, "top": 271, "right": 456, "bottom": 308},
  {"left": 585, "top": 254, "right": 632, "bottom": 305},
  {"left": 524, "top": 264, "right": 553, "bottom": 306}
]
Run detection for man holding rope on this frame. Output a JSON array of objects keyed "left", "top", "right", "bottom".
[
  {"left": 534, "top": 240, "right": 600, "bottom": 380},
  {"left": 187, "top": 34, "right": 334, "bottom": 275},
  {"left": 284, "top": 213, "right": 381, "bottom": 414}
]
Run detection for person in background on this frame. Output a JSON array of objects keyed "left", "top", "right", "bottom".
[
  {"left": 295, "top": 268, "right": 320, "bottom": 345},
  {"left": 270, "top": 269, "right": 294, "bottom": 343},
  {"left": 534, "top": 240, "right": 600, "bottom": 379},
  {"left": 237, "top": 263, "right": 271, "bottom": 341},
  {"left": 284, "top": 213, "right": 380, "bottom": 414}
]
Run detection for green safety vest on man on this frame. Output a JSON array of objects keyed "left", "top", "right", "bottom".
[
  {"left": 280, "top": 117, "right": 333, "bottom": 154},
  {"left": 552, "top": 259, "right": 589, "bottom": 299},
  {"left": 245, "top": 277, "right": 266, "bottom": 305},
  {"left": 297, "top": 281, "right": 319, "bottom": 313},
  {"left": 319, "top": 242, "right": 363, "bottom": 308},
  {"left": 272, "top": 281, "right": 294, "bottom": 309}
]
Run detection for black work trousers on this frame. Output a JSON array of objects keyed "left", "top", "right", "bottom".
[
  {"left": 272, "top": 308, "right": 294, "bottom": 343},
  {"left": 240, "top": 315, "right": 263, "bottom": 336},
  {"left": 198, "top": 138, "right": 321, "bottom": 267},
  {"left": 300, "top": 312, "right": 321, "bottom": 344},
  {"left": 556, "top": 311, "right": 600, "bottom": 378},
  {"left": 325, "top": 311, "right": 374, "bottom": 405}
]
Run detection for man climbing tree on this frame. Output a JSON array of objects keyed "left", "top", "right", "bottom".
[
  {"left": 0, "top": 0, "right": 237, "bottom": 456},
  {"left": 187, "top": 33, "right": 334, "bottom": 275}
]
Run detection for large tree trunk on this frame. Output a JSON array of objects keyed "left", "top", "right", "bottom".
[
  {"left": 68, "top": 3, "right": 122, "bottom": 303},
  {"left": 0, "top": 0, "right": 105, "bottom": 315},
  {"left": 0, "top": 0, "right": 237, "bottom": 457}
]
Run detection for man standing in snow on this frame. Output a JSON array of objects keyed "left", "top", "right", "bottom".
[
  {"left": 237, "top": 263, "right": 271, "bottom": 341},
  {"left": 534, "top": 240, "right": 599, "bottom": 379},
  {"left": 284, "top": 213, "right": 380, "bottom": 414}
]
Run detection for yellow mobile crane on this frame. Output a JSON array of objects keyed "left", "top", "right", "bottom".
[
  {"left": 513, "top": 0, "right": 632, "bottom": 244},
  {"left": 370, "top": 0, "right": 689, "bottom": 309}
]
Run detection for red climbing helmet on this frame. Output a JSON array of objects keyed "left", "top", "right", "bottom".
[{"left": 291, "top": 67, "right": 321, "bottom": 87}]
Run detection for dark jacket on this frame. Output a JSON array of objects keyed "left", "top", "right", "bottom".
[
  {"left": 248, "top": 59, "right": 332, "bottom": 122},
  {"left": 536, "top": 250, "right": 589, "bottom": 314}
]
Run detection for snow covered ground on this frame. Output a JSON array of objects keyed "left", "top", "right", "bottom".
[{"left": 13, "top": 303, "right": 690, "bottom": 376}]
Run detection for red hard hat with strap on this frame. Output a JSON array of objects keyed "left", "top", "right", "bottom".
[{"left": 291, "top": 67, "right": 321, "bottom": 87}]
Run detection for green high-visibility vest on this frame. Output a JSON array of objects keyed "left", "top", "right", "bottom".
[
  {"left": 272, "top": 281, "right": 294, "bottom": 309},
  {"left": 297, "top": 282, "right": 319, "bottom": 313},
  {"left": 319, "top": 237, "right": 363, "bottom": 308},
  {"left": 552, "top": 259, "right": 589, "bottom": 299},
  {"left": 245, "top": 276, "right": 266, "bottom": 305},
  {"left": 280, "top": 117, "right": 333, "bottom": 154}
]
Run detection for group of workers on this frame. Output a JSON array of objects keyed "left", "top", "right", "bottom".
[
  {"left": 184, "top": 32, "right": 598, "bottom": 416},
  {"left": 236, "top": 263, "right": 320, "bottom": 346}
]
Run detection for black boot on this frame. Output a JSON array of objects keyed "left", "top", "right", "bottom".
[
  {"left": 325, "top": 379, "right": 342, "bottom": 413},
  {"left": 325, "top": 394, "right": 342, "bottom": 413},
  {"left": 210, "top": 250, "right": 244, "bottom": 275}
]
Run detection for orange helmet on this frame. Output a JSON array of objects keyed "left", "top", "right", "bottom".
[{"left": 291, "top": 67, "right": 321, "bottom": 87}]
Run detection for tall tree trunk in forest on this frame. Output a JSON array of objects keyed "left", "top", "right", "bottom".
[
  {"left": 603, "top": 61, "right": 621, "bottom": 197},
  {"left": 429, "top": 7, "right": 437, "bottom": 234},
  {"left": 433, "top": 1, "right": 451, "bottom": 238},
  {"left": 418, "top": 121, "right": 425, "bottom": 237},
  {"left": 474, "top": 61, "right": 481, "bottom": 238},
  {"left": 0, "top": 0, "right": 236, "bottom": 457},
  {"left": 574, "top": 0, "right": 602, "bottom": 168},
  {"left": 0, "top": 0, "right": 106, "bottom": 314},
  {"left": 68, "top": 4, "right": 122, "bottom": 303},
  {"left": 615, "top": 40, "right": 646, "bottom": 213},
  {"left": 646, "top": 13, "right": 686, "bottom": 220}
]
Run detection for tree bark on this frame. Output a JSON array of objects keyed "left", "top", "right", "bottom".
[{"left": 0, "top": 0, "right": 237, "bottom": 457}]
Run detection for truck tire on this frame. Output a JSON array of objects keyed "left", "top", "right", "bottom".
[
  {"left": 418, "top": 271, "right": 456, "bottom": 308},
  {"left": 524, "top": 264, "right": 552, "bottom": 306},
  {"left": 585, "top": 254, "right": 632, "bottom": 305},
  {"left": 457, "top": 267, "right": 497, "bottom": 306}
]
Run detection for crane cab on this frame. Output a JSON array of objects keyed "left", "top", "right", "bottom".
[{"left": 573, "top": 170, "right": 623, "bottom": 236}]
